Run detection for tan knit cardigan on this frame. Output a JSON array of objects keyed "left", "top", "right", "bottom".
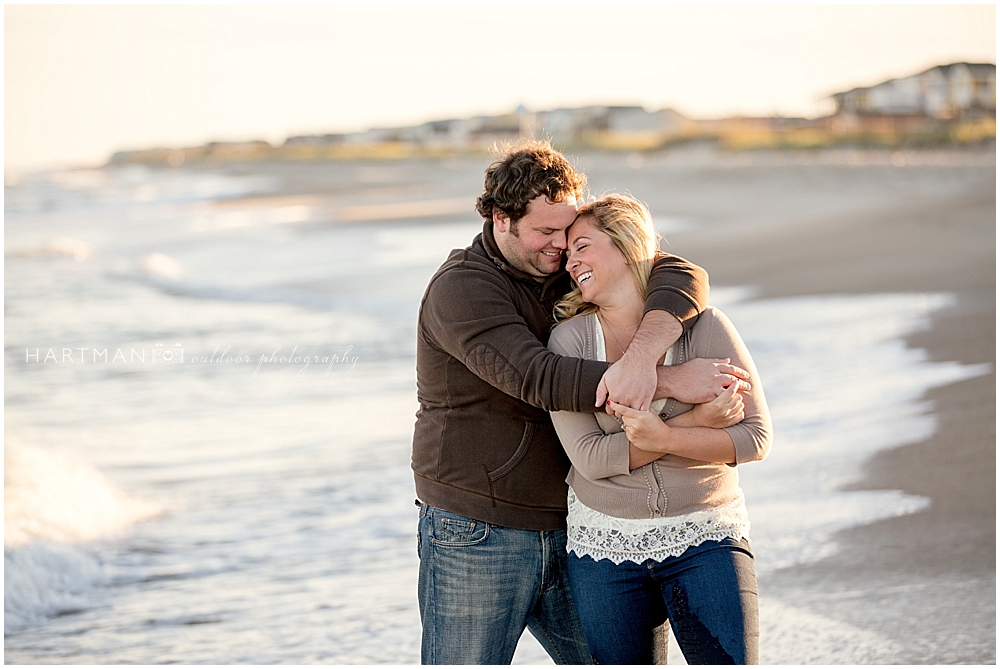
[{"left": 548, "top": 307, "right": 772, "bottom": 519}]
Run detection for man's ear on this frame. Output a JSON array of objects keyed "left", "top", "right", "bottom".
[{"left": 492, "top": 208, "right": 510, "bottom": 233}]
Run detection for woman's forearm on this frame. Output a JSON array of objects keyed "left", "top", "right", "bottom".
[
  {"left": 628, "top": 444, "right": 662, "bottom": 470},
  {"left": 628, "top": 428, "right": 737, "bottom": 468},
  {"left": 664, "top": 410, "right": 701, "bottom": 428},
  {"left": 627, "top": 410, "right": 735, "bottom": 469},
  {"left": 627, "top": 417, "right": 737, "bottom": 467},
  {"left": 659, "top": 425, "right": 737, "bottom": 464}
]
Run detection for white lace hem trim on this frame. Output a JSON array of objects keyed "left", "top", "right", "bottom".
[{"left": 566, "top": 487, "right": 751, "bottom": 565}]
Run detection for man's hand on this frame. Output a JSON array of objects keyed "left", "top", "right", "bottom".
[
  {"left": 596, "top": 353, "right": 658, "bottom": 412},
  {"left": 657, "top": 358, "right": 751, "bottom": 405},
  {"left": 595, "top": 311, "right": 682, "bottom": 412}
]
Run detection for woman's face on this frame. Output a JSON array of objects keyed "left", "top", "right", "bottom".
[{"left": 565, "top": 216, "right": 632, "bottom": 306}]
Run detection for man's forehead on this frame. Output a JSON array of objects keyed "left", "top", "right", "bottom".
[
  {"left": 559, "top": 194, "right": 580, "bottom": 209},
  {"left": 527, "top": 193, "right": 579, "bottom": 214}
]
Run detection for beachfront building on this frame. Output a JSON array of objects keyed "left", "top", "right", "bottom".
[
  {"left": 367, "top": 114, "right": 521, "bottom": 148},
  {"left": 328, "top": 106, "right": 691, "bottom": 150},
  {"left": 284, "top": 134, "right": 347, "bottom": 147},
  {"left": 109, "top": 140, "right": 272, "bottom": 166},
  {"left": 518, "top": 105, "right": 689, "bottom": 146},
  {"left": 607, "top": 106, "right": 685, "bottom": 134},
  {"left": 411, "top": 119, "right": 468, "bottom": 147},
  {"left": 831, "top": 62, "right": 996, "bottom": 120},
  {"left": 460, "top": 113, "right": 521, "bottom": 147}
]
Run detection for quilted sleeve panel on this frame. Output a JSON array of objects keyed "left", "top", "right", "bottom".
[{"left": 465, "top": 343, "right": 523, "bottom": 396}]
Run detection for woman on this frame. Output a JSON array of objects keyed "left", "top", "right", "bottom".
[{"left": 547, "top": 194, "right": 772, "bottom": 665}]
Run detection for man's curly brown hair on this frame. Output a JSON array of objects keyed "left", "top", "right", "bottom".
[{"left": 475, "top": 140, "right": 587, "bottom": 229}]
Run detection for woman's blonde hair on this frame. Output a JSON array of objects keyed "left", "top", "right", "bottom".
[{"left": 553, "top": 193, "right": 662, "bottom": 323}]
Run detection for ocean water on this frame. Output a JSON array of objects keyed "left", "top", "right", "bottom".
[{"left": 4, "top": 165, "right": 990, "bottom": 663}]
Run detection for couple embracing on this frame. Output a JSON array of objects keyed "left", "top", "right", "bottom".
[{"left": 411, "top": 141, "right": 772, "bottom": 665}]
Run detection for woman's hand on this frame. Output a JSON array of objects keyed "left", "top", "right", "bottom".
[
  {"left": 607, "top": 401, "right": 670, "bottom": 453},
  {"left": 689, "top": 381, "right": 745, "bottom": 429}
]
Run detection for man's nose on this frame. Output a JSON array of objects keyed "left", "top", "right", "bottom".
[{"left": 549, "top": 230, "right": 567, "bottom": 251}]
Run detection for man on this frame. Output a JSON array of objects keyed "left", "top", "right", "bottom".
[{"left": 411, "top": 141, "right": 749, "bottom": 664}]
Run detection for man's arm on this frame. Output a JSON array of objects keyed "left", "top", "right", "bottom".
[
  {"left": 644, "top": 252, "right": 711, "bottom": 327},
  {"left": 421, "top": 266, "right": 606, "bottom": 413},
  {"left": 654, "top": 357, "right": 752, "bottom": 405},
  {"left": 612, "top": 306, "right": 772, "bottom": 467},
  {"left": 596, "top": 253, "right": 710, "bottom": 410},
  {"left": 422, "top": 260, "right": 745, "bottom": 414},
  {"left": 595, "top": 310, "right": 680, "bottom": 411}
]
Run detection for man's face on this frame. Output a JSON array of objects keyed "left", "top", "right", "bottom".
[{"left": 493, "top": 194, "right": 579, "bottom": 278}]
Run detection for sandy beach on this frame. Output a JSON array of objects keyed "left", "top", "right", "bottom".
[
  {"left": 631, "top": 147, "right": 995, "bottom": 663},
  {"left": 273, "top": 146, "right": 997, "bottom": 662},
  {"left": 221, "top": 147, "right": 997, "bottom": 662},
  {"left": 5, "top": 146, "right": 993, "bottom": 663}
]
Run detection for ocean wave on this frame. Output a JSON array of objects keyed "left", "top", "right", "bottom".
[
  {"left": 111, "top": 266, "right": 406, "bottom": 316},
  {"left": 141, "top": 252, "right": 184, "bottom": 279},
  {"left": 6, "top": 236, "right": 93, "bottom": 261},
  {"left": 4, "top": 444, "right": 163, "bottom": 634},
  {"left": 119, "top": 273, "right": 343, "bottom": 311},
  {"left": 722, "top": 291, "right": 992, "bottom": 574}
]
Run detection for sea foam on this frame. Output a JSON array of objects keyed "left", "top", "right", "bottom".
[
  {"left": 713, "top": 290, "right": 991, "bottom": 573},
  {"left": 4, "top": 444, "right": 162, "bottom": 633}
]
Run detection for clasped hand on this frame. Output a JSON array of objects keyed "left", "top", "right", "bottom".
[{"left": 607, "top": 381, "right": 746, "bottom": 453}]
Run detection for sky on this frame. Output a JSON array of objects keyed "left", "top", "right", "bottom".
[{"left": 5, "top": 4, "right": 996, "bottom": 172}]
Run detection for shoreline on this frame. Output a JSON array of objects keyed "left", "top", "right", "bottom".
[
  {"left": 4, "top": 147, "right": 993, "bottom": 664},
  {"left": 175, "top": 149, "right": 998, "bottom": 662},
  {"left": 200, "top": 148, "right": 993, "bottom": 661},
  {"left": 672, "top": 155, "right": 995, "bottom": 662}
]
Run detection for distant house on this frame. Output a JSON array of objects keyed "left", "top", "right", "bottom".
[
  {"left": 831, "top": 62, "right": 996, "bottom": 119},
  {"left": 465, "top": 113, "right": 522, "bottom": 145},
  {"left": 410, "top": 119, "right": 466, "bottom": 145},
  {"left": 378, "top": 118, "right": 475, "bottom": 147},
  {"left": 284, "top": 134, "right": 346, "bottom": 147},
  {"left": 523, "top": 105, "right": 687, "bottom": 141},
  {"left": 205, "top": 140, "right": 272, "bottom": 152},
  {"left": 607, "top": 106, "right": 682, "bottom": 133},
  {"left": 356, "top": 127, "right": 403, "bottom": 143},
  {"left": 536, "top": 106, "right": 609, "bottom": 137}
]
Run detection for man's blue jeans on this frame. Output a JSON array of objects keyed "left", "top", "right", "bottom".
[
  {"left": 416, "top": 503, "right": 592, "bottom": 665},
  {"left": 567, "top": 537, "right": 759, "bottom": 665}
]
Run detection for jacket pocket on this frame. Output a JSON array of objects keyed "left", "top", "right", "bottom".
[{"left": 485, "top": 421, "right": 535, "bottom": 482}]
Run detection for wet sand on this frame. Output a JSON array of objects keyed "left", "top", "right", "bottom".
[
  {"left": 657, "top": 148, "right": 996, "bottom": 663},
  {"left": 215, "top": 147, "right": 995, "bottom": 662}
]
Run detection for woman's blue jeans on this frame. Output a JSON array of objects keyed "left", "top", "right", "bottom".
[
  {"left": 567, "top": 537, "right": 759, "bottom": 665},
  {"left": 416, "top": 503, "right": 592, "bottom": 665}
]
